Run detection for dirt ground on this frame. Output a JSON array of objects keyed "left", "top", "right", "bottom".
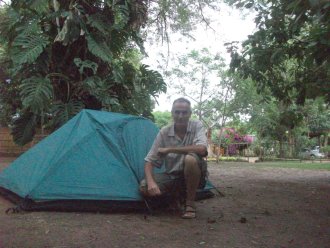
[{"left": 0, "top": 157, "right": 329, "bottom": 248}]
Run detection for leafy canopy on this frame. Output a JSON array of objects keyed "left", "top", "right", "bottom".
[
  {"left": 0, "top": 0, "right": 166, "bottom": 145},
  {"left": 226, "top": 0, "right": 330, "bottom": 104}
]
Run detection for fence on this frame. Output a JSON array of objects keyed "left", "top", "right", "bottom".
[{"left": 0, "top": 127, "right": 47, "bottom": 156}]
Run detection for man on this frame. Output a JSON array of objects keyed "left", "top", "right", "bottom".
[{"left": 140, "top": 97, "right": 208, "bottom": 219}]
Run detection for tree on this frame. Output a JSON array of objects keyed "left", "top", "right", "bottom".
[
  {"left": 302, "top": 98, "right": 330, "bottom": 147},
  {"left": 152, "top": 110, "right": 172, "bottom": 129},
  {"left": 200, "top": 72, "right": 257, "bottom": 160},
  {"left": 163, "top": 48, "right": 235, "bottom": 158},
  {"left": 224, "top": 73, "right": 308, "bottom": 158},
  {"left": 0, "top": 1, "right": 166, "bottom": 145},
  {"left": 212, "top": 127, "right": 253, "bottom": 156},
  {"left": 144, "top": 0, "right": 219, "bottom": 43},
  {"left": 226, "top": 0, "right": 330, "bottom": 105},
  {"left": 165, "top": 48, "right": 225, "bottom": 123}
]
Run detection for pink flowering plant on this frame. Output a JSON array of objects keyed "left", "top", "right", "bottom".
[{"left": 217, "top": 128, "right": 254, "bottom": 155}]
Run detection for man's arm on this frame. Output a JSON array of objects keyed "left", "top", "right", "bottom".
[
  {"left": 158, "top": 145, "right": 207, "bottom": 157},
  {"left": 144, "top": 162, "right": 161, "bottom": 196}
]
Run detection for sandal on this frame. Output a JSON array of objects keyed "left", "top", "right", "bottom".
[{"left": 182, "top": 205, "right": 196, "bottom": 219}]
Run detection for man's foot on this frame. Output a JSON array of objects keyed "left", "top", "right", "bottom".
[{"left": 182, "top": 205, "right": 196, "bottom": 219}]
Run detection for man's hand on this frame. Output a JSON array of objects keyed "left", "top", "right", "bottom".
[
  {"left": 157, "top": 147, "right": 171, "bottom": 157},
  {"left": 147, "top": 181, "right": 161, "bottom": 196}
]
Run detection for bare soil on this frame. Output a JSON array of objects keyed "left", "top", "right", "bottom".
[{"left": 0, "top": 157, "right": 329, "bottom": 248}]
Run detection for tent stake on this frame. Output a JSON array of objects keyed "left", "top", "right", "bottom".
[
  {"left": 214, "top": 187, "right": 225, "bottom": 197},
  {"left": 143, "top": 198, "right": 153, "bottom": 215}
]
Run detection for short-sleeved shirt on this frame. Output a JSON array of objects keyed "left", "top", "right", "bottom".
[{"left": 145, "top": 120, "right": 208, "bottom": 174}]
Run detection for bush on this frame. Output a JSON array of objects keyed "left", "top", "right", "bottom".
[
  {"left": 321, "top": 146, "right": 330, "bottom": 158},
  {"left": 320, "top": 146, "right": 330, "bottom": 153}
]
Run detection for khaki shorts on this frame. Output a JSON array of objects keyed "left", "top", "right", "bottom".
[{"left": 140, "top": 153, "right": 207, "bottom": 195}]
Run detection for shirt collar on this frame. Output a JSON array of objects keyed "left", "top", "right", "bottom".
[{"left": 168, "top": 121, "right": 192, "bottom": 136}]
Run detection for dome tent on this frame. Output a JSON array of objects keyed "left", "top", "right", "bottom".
[
  {"left": 0, "top": 109, "right": 215, "bottom": 212},
  {"left": 0, "top": 110, "right": 159, "bottom": 211}
]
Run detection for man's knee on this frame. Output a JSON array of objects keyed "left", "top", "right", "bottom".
[
  {"left": 184, "top": 154, "right": 198, "bottom": 166},
  {"left": 184, "top": 154, "right": 200, "bottom": 172},
  {"left": 184, "top": 154, "right": 198, "bottom": 168}
]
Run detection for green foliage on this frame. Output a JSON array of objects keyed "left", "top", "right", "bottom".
[
  {"left": 321, "top": 146, "right": 330, "bottom": 153},
  {"left": 114, "top": 64, "right": 166, "bottom": 118},
  {"left": 303, "top": 98, "right": 330, "bottom": 134},
  {"left": 227, "top": 0, "right": 330, "bottom": 104},
  {"left": 153, "top": 111, "right": 172, "bottom": 128},
  {"left": 87, "top": 13, "right": 112, "bottom": 34},
  {"left": 28, "top": 0, "right": 49, "bottom": 14},
  {"left": 83, "top": 76, "right": 120, "bottom": 109},
  {"left": 54, "top": 11, "right": 81, "bottom": 46},
  {"left": 52, "top": 100, "right": 84, "bottom": 127},
  {"left": 0, "top": 77, "right": 21, "bottom": 126},
  {"left": 253, "top": 161, "right": 330, "bottom": 171},
  {"left": 11, "top": 111, "right": 37, "bottom": 146},
  {"left": 86, "top": 34, "right": 113, "bottom": 63},
  {"left": 146, "top": 0, "right": 219, "bottom": 42},
  {"left": 294, "top": 134, "right": 317, "bottom": 152},
  {"left": 208, "top": 156, "right": 247, "bottom": 162},
  {"left": 230, "top": 74, "right": 329, "bottom": 157},
  {"left": 20, "top": 77, "right": 53, "bottom": 113},
  {"left": 12, "top": 33, "right": 49, "bottom": 65},
  {"left": 252, "top": 144, "right": 262, "bottom": 157},
  {"left": 0, "top": 1, "right": 166, "bottom": 145},
  {"left": 139, "top": 64, "right": 167, "bottom": 95},
  {"left": 112, "top": 1, "right": 130, "bottom": 29},
  {"left": 74, "top": 58, "right": 98, "bottom": 75},
  {"left": 165, "top": 48, "right": 226, "bottom": 125}
]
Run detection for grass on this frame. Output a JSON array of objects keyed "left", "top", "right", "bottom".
[
  {"left": 253, "top": 161, "right": 330, "bottom": 170},
  {"left": 208, "top": 156, "right": 330, "bottom": 170},
  {"left": 208, "top": 157, "right": 248, "bottom": 162}
]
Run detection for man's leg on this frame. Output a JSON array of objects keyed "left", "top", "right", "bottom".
[
  {"left": 183, "top": 154, "right": 201, "bottom": 209},
  {"left": 140, "top": 173, "right": 181, "bottom": 197},
  {"left": 140, "top": 173, "right": 183, "bottom": 211}
]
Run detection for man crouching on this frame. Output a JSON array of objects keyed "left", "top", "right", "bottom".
[{"left": 140, "top": 97, "right": 208, "bottom": 219}]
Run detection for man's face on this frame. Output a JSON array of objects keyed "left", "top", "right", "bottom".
[{"left": 172, "top": 101, "right": 191, "bottom": 127}]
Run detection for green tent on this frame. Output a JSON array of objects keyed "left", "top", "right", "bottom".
[
  {"left": 0, "top": 109, "right": 215, "bottom": 212},
  {"left": 0, "top": 110, "right": 160, "bottom": 210}
]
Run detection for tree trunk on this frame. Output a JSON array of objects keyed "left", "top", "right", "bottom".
[
  {"left": 206, "top": 128, "right": 214, "bottom": 157},
  {"left": 216, "top": 128, "right": 224, "bottom": 164},
  {"left": 279, "top": 139, "right": 284, "bottom": 158},
  {"left": 288, "top": 130, "right": 293, "bottom": 158}
]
